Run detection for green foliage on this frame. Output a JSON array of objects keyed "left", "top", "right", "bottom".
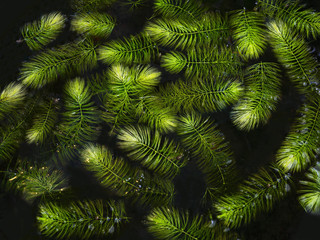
[
  {"left": 161, "top": 47, "right": 242, "bottom": 79},
  {"left": 230, "top": 9, "right": 267, "bottom": 60},
  {"left": 267, "top": 20, "right": 318, "bottom": 93},
  {"left": 98, "top": 34, "right": 159, "bottom": 65},
  {"left": 153, "top": 0, "right": 205, "bottom": 19},
  {"left": 71, "top": 12, "right": 115, "bottom": 38},
  {"left": 135, "top": 96, "right": 177, "bottom": 133},
  {"left": 176, "top": 113, "right": 237, "bottom": 196},
  {"left": 231, "top": 62, "right": 282, "bottom": 131},
  {"left": 55, "top": 78, "right": 100, "bottom": 159},
  {"left": 117, "top": 125, "right": 187, "bottom": 179},
  {"left": 298, "top": 162, "right": 320, "bottom": 214},
  {"left": 122, "top": 0, "right": 147, "bottom": 11},
  {"left": 10, "top": 164, "right": 67, "bottom": 202},
  {"left": 257, "top": 0, "right": 320, "bottom": 38},
  {"left": 276, "top": 95, "right": 320, "bottom": 172},
  {"left": 26, "top": 99, "right": 58, "bottom": 144},
  {"left": 101, "top": 64, "right": 161, "bottom": 132},
  {"left": 81, "top": 144, "right": 174, "bottom": 206},
  {"left": 19, "top": 39, "right": 98, "bottom": 88},
  {"left": 145, "top": 12, "right": 230, "bottom": 50},
  {"left": 147, "top": 207, "right": 212, "bottom": 240},
  {"left": 214, "top": 164, "right": 292, "bottom": 229},
  {"left": 38, "top": 199, "right": 127, "bottom": 239},
  {"left": 159, "top": 77, "right": 244, "bottom": 114},
  {"left": 0, "top": 83, "right": 27, "bottom": 121},
  {"left": 20, "top": 12, "right": 66, "bottom": 51}
]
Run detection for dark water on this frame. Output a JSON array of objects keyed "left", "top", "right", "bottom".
[{"left": 1, "top": 0, "right": 320, "bottom": 239}]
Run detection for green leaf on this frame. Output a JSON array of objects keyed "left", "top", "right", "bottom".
[
  {"left": 135, "top": 95, "right": 177, "bottom": 133},
  {"left": 230, "top": 9, "right": 267, "bottom": 60},
  {"left": 214, "top": 164, "right": 292, "bottom": 229},
  {"left": 159, "top": 77, "right": 244, "bottom": 114},
  {"left": 19, "top": 39, "right": 98, "bottom": 88},
  {"left": 257, "top": 0, "right": 320, "bottom": 39},
  {"left": 20, "top": 12, "right": 66, "bottom": 50},
  {"left": 0, "top": 83, "right": 27, "bottom": 121},
  {"left": 56, "top": 78, "right": 100, "bottom": 159},
  {"left": 71, "top": 12, "right": 115, "bottom": 38},
  {"left": 231, "top": 62, "right": 282, "bottom": 131},
  {"left": 98, "top": 34, "right": 159, "bottom": 65},
  {"left": 147, "top": 206, "right": 211, "bottom": 240},
  {"left": 161, "top": 47, "right": 242, "bottom": 79},
  {"left": 145, "top": 12, "right": 230, "bottom": 50},
  {"left": 117, "top": 125, "right": 187, "bottom": 179},
  {"left": 26, "top": 99, "right": 58, "bottom": 144},
  {"left": 38, "top": 199, "right": 128, "bottom": 239},
  {"left": 153, "top": 0, "right": 206, "bottom": 19},
  {"left": 267, "top": 20, "right": 318, "bottom": 93},
  {"left": 177, "top": 113, "right": 237, "bottom": 196},
  {"left": 299, "top": 162, "right": 320, "bottom": 214},
  {"left": 81, "top": 144, "right": 174, "bottom": 206},
  {"left": 276, "top": 95, "right": 320, "bottom": 172},
  {"left": 10, "top": 164, "right": 67, "bottom": 202}
]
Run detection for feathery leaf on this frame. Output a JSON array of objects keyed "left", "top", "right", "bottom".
[
  {"left": 267, "top": 20, "right": 318, "bottom": 93},
  {"left": 117, "top": 125, "right": 187, "bottom": 179},
  {"left": 298, "top": 162, "right": 320, "bottom": 214},
  {"left": 230, "top": 9, "right": 267, "bottom": 60},
  {"left": 98, "top": 34, "right": 158, "bottom": 65},
  {"left": 276, "top": 95, "right": 320, "bottom": 172},
  {"left": 71, "top": 12, "right": 115, "bottom": 38},
  {"left": 0, "top": 83, "right": 27, "bottom": 120},
  {"left": 231, "top": 62, "right": 282, "bottom": 131},
  {"left": 145, "top": 12, "right": 230, "bottom": 50},
  {"left": 38, "top": 199, "right": 128, "bottom": 239},
  {"left": 214, "top": 164, "right": 292, "bottom": 229},
  {"left": 161, "top": 47, "right": 242, "bottom": 79},
  {"left": 20, "top": 12, "right": 66, "bottom": 50},
  {"left": 257, "top": 0, "right": 320, "bottom": 39},
  {"left": 159, "top": 77, "right": 244, "bottom": 114},
  {"left": 70, "top": 0, "right": 117, "bottom": 12},
  {"left": 81, "top": 144, "right": 174, "bottom": 206},
  {"left": 153, "top": 0, "right": 206, "bottom": 19},
  {"left": 19, "top": 39, "right": 98, "bottom": 88}
]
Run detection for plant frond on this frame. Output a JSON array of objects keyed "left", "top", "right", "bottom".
[
  {"left": 159, "top": 77, "right": 244, "bottom": 114},
  {"left": 0, "top": 83, "right": 27, "bottom": 120},
  {"left": 55, "top": 78, "right": 100, "bottom": 160},
  {"left": 20, "top": 12, "right": 66, "bottom": 51},
  {"left": 214, "top": 164, "right": 292, "bottom": 229},
  {"left": 161, "top": 47, "right": 242, "bottom": 79},
  {"left": 145, "top": 12, "right": 230, "bottom": 50},
  {"left": 146, "top": 206, "right": 211, "bottom": 240},
  {"left": 38, "top": 199, "right": 128, "bottom": 239},
  {"left": 267, "top": 20, "right": 318, "bottom": 93},
  {"left": 26, "top": 99, "right": 58, "bottom": 144},
  {"left": 153, "top": 0, "right": 206, "bottom": 19},
  {"left": 136, "top": 95, "right": 177, "bottom": 133},
  {"left": 257, "top": 0, "right": 320, "bottom": 39},
  {"left": 177, "top": 113, "right": 238, "bottom": 196},
  {"left": 102, "top": 64, "right": 161, "bottom": 133},
  {"left": 19, "top": 39, "right": 98, "bottom": 88},
  {"left": 276, "top": 95, "right": 320, "bottom": 172},
  {"left": 117, "top": 125, "right": 187, "bottom": 179},
  {"left": 231, "top": 62, "right": 282, "bottom": 131},
  {"left": 230, "top": 9, "right": 267, "bottom": 60},
  {"left": 71, "top": 12, "right": 115, "bottom": 38},
  {"left": 70, "top": 0, "right": 117, "bottom": 12},
  {"left": 298, "top": 162, "right": 320, "bottom": 214},
  {"left": 98, "top": 34, "right": 159, "bottom": 65},
  {"left": 81, "top": 144, "right": 174, "bottom": 206},
  {"left": 10, "top": 164, "right": 67, "bottom": 202}
]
